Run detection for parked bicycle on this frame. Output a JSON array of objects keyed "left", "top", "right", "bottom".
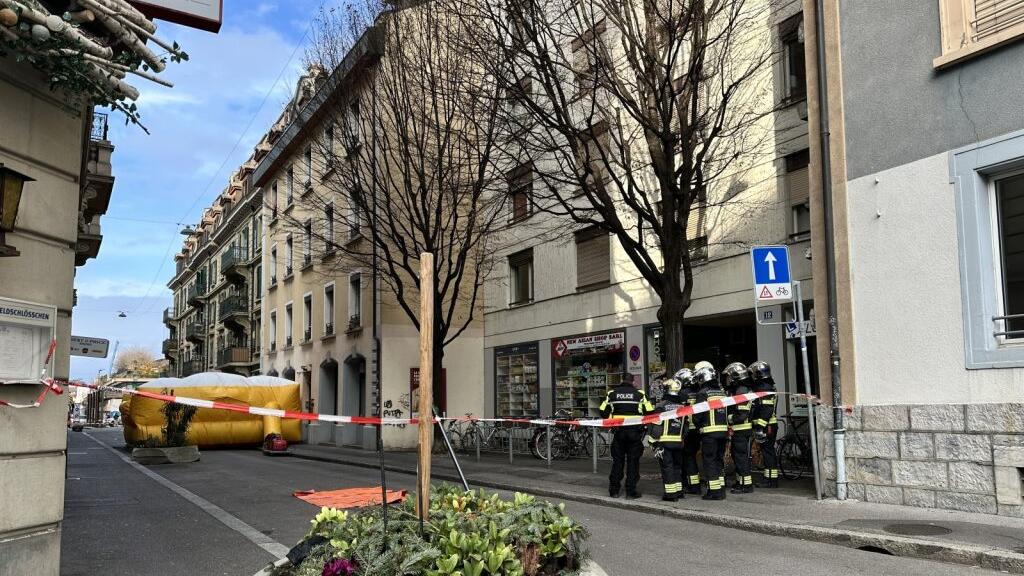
[
  {"left": 457, "top": 416, "right": 509, "bottom": 453},
  {"left": 530, "top": 410, "right": 611, "bottom": 460},
  {"left": 777, "top": 415, "right": 814, "bottom": 480}
]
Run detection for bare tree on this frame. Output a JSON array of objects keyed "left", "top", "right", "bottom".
[
  {"left": 455, "top": 0, "right": 782, "bottom": 370},
  {"left": 276, "top": 2, "right": 508, "bottom": 402},
  {"left": 114, "top": 345, "right": 163, "bottom": 377}
]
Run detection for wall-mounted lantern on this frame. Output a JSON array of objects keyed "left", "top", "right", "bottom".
[{"left": 0, "top": 163, "right": 35, "bottom": 257}]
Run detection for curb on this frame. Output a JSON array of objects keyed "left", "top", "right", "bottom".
[{"left": 288, "top": 450, "right": 1024, "bottom": 575}]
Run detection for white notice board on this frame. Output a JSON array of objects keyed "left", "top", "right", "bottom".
[{"left": 0, "top": 297, "right": 56, "bottom": 382}]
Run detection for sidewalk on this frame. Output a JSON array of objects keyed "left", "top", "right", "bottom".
[{"left": 289, "top": 443, "right": 1024, "bottom": 574}]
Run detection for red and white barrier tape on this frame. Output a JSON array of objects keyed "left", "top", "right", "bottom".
[{"left": 66, "top": 381, "right": 777, "bottom": 428}]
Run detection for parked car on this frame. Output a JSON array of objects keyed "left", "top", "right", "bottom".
[{"left": 103, "top": 411, "right": 121, "bottom": 427}]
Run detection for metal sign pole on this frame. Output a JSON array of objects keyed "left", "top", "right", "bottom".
[
  {"left": 592, "top": 427, "right": 598, "bottom": 474},
  {"left": 795, "top": 281, "right": 823, "bottom": 500}
]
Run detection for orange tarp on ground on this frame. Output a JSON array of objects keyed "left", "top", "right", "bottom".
[{"left": 293, "top": 487, "right": 407, "bottom": 509}]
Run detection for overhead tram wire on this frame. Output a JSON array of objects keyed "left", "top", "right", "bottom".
[{"left": 129, "top": 8, "right": 326, "bottom": 315}]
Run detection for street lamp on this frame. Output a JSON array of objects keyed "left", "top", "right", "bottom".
[{"left": 0, "top": 163, "right": 35, "bottom": 257}]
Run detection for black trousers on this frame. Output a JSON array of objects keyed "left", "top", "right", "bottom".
[
  {"left": 760, "top": 424, "right": 779, "bottom": 479},
  {"left": 610, "top": 428, "right": 644, "bottom": 494},
  {"left": 701, "top": 434, "right": 728, "bottom": 492},
  {"left": 657, "top": 445, "right": 684, "bottom": 495},
  {"left": 731, "top": 431, "right": 753, "bottom": 486},
  {"left": 682, "top": 430, "right": 701, "bottom": 488}
]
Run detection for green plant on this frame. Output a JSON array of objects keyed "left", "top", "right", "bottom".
[
  {"left": 161, "top": 403, "right": 196, "bottom": 447},
  {"left": 277, "top": 485, "right": 589, "bottom": 576}
]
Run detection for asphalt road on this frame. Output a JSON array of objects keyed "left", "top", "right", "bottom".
[{"left": 63, "top": 428, "right": 1005, "bottom": 576}]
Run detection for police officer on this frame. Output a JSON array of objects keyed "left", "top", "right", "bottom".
[
  {"left": 675, "top": 368, "right": 702, "bottom": 494},
  {"left": 648, "top": 377, "right": 687, "bottom": 501},
  {"left": 722, "top": 362, "right": 755, "bottom": 494},
  {"left": 749, "top": 360, "right": 780, "bottom": 487},
  {"left": 599, "top": 372, "right": 654, "bottom": 499},
  {"left": 691, "top": 365, "right": 729, "bottom": 500}
]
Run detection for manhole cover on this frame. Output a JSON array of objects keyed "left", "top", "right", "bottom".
[{"left": 883, "top": 523, "right": 953, "bottom": 536}]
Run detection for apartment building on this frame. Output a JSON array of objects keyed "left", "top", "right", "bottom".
[
  {"left": 256, "top": 15, "right": 484, "bottom": 450},
  {"left": 804, "top": 0, "right": 1024, "bottom": 515},
  {"left": 482, "top": 0, "right": 816, "bottom": 422},
  {"left": 165, "top": 161, "right": 263, "bottom": 378}
]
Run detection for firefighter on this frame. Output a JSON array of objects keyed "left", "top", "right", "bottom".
[
  {"left": 749, "top": 360, "right": 780, "bottom": 487},
  {"left": 648, "top": 377, "right": 687, "bottom": 501},
  {"left": 722, "top": 362, "right": 755, "bottom": 494},
  {"left": 691, "top": 365, "right": 729, "bottom": 500},
  {"left": 674, "top": 368, "right": 702, "bottom": 494},
  {"left": 599, "top": 372, "right": 654, "bottom": 499}
]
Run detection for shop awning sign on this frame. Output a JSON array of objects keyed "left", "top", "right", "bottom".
[
  {"left": 750, "top": 245, "right": 792, "bottom": 302},
  {"left": 552, "top": 332, "right": 625, "bottom": 357}
]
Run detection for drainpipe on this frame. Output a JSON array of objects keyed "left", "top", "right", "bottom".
[{"left": 813, "top": 0, "right": 846, "bottom": 500}]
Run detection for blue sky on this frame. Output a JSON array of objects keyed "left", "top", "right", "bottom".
[{"left": 70, "top": 0, "right": 333, "bottom": 380}]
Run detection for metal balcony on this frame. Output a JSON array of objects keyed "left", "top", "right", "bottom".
[
  {"left": 216, "top": 346, "right": 251, "bottom": 369},
  {"left": 221, "top": 246, "right": 248, "bottom": 279},
  {"left": 187, "top": 282, "right": 207, "bottom": 307},
  {"left": 181, "top": 358, "right": 205, "bottom": 377},
  {"left": 185, "top": 318, "right": 206, "bottom": 342},
  {"left": 219, "top": 294, "right": 248, "bottom": 326},
  {"left": 162, "top": 338, "right": 178, "bottom": 356},
  {"left": 162, "top": 307, "right": 173, "bottom": 326}
]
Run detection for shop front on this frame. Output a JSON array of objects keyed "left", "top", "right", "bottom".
[
  {"left": 494, "top": 342, "right": 540, "bottom": 418},
  {"left": 643, "top": 317, "right": 758, "bottom": 400},
  {"left": 551, "top": 331, "right": 625, "bottom": 417}
]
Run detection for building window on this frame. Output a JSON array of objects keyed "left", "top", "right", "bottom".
[
  {"left": 572, "top": 20, "right": 607, "bottom": 94},
  {"left": 271, "top": 182, "right": 278, "bottom": 217},
  {"left": 286, "top": 166, "right": 294, "bottom": 206},
  {"left": 255, "top": 264, "right": 262, "bottom": 295},
  {"left": 350, "top": 188, "right": 363, "bottom": 239},
  {"left": 495, "top": 342, "right": 540, "bottom": 418},
  {"left": 324, "top": 283, "right": 335, "bottom": 336},
  {"left": 779, "top": 14, "right": 806, "bottom": 102},
  {"left": 786, "top": 149, "right": 811, "bottom": 239},
  {"left": 285, "top": 303, "right": 293, "bottom": 347},
  {"left": 285, "top": 235, "right": 293, "bottom": 276},
  {"left": 996, "top": 172, "right": 1024, "bottom": 339},
  {"left": 508, "top": 163, "right": 533, "bottom": 222},
  {"left": 304, "top": 146, "right": 312, "bottom": 186},
  {"left": 579, "top": 122, "right": 611, "bottom": 195},
  {"left": 952, "top": 130, "right": 1024, "bottom": 367},
  {"left": 303, "top": 293, "right": 313, "bottom": 343},
  {"left": 575, "top": 227, "right": 610, "bottom": 288},
  {"left": 324, "top": 125, "right": 335, "bottom": 168},
  {"left": 303, "top": 219, "right": 312, "bottom": 267},
  {"left": 325, "top": 203, "right": 335, "bottom": 251},
  {"left": 509, "top": 248, "right": 534, "bottom": 305},
  {"left": 347, "top": 99, "right": 361, "bottom": 148},
  {"left": 270, "top": 310, "right": 277, "bottom": 350},
  {"left": 270, "top": 246, "right": 278, "bottom": 285},
  {"left": 348, "top": 273, "right": 362, "bottom": 330},
  {"left": 936, "top": 0, "right": 1024, "bottom": 68}
]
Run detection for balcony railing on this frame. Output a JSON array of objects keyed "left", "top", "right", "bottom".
[
  {"left": 303, "top": 327, "right": 312, "bottom": 343},
  {"left": 221, "top": 246, "right": 248, "bottom": 276},
  {"left": 325, "top": 322, "right": 335, "bottom": 336},
  {"left": 181, "top": 357, "right": 205, "bottom": 377},
  {"left": 187, "top": 282, "right": 207, "bottom": 306},
  {"left": 217, "top": 346, "right": 251, "bottom": 368},
  {"left": 219, "top": 294, "right": 248, "bottom": 323},
  {"left": 185, "top": 318, "right": 206, "bottom": 341},
  {"left": 162, "top": 338, "right": 178, "bottom": 355},
  {"left": 163, "top": 307, "right": 173, "bottom": 325},
  {"left": 347, "top": 315, "right": 361, "bottom": 331},
  {"left": 270, "top": 340, "right": 277, "bottom": 352},
  {"left": 285, "top": 335, "right": 293, "bottom": 348}
]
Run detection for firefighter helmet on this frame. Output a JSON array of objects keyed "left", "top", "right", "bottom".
[
  {"left": 748, "top": 360, "right": 772, "bottom": 382},
  {"left": 721, "top": 362, "right": 751, "bottom": 389}
]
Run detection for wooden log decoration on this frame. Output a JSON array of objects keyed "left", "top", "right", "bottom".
[{"left": 416, "top": 252, "right": 435, "bottom": 523}]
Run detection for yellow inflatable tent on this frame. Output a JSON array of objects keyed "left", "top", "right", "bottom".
[{"left": 122, "top": 373, "right": 302, "bottom": 447}]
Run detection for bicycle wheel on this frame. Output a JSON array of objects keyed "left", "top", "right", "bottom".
[
  {"left": 583, "top": 429, "right": 611, "bottom": 459},
  {"left": 529, "top": 428, "right": 547, "bottom": 459},
  {"left": 534, "top": 428, "right": 558, "bottom": 460},
  {"left": 551, "top": 431, "right": 573, "bottom": 460},
  {"left": 778, "top": 437, "right": 805, "bottom": 480}
]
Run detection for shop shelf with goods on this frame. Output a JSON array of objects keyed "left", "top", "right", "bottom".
[
  {"left": 496, "top": 349, "right": 540, "bottom": 417},
  {"left": 554, "top": 361, "right": 622, "bottom": 417}
]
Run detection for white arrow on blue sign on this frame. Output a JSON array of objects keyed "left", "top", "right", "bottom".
[{"left": 750, "top": 245, "right": 792, "bottom": 301}]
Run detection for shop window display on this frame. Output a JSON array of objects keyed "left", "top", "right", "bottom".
[
  {"left": 553, "top": 332, "right": 625, "bottom": 416},
  {"left": 496, "top": 343, "right": 540, "bottom": 417}
]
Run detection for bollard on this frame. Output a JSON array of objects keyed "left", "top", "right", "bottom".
[
  {"left": 475, "top": 423, "right": 480, "bottom": 462},
  {"left": 508, "top": 423, "right": 514, "bottom": 465},
  {"left": 592, "top": 426, "right": 598, "bottom": 474},
  {"left": 546, "top": 424, "right": 551, "bottom": 468}
]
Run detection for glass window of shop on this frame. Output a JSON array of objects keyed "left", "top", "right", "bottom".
[
  {"left": 643, "top": 323, "right": 757, "bottom": 401},
  {"left": 495, "top": 342, "right": 540, "bottom": 417},
  {"left": 552, "top": 331, "right": 625, "bottom": 417}
]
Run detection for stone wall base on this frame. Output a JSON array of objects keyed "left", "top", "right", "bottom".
[{"left": 814, "top": 403, "right": 1024, "bottom": 517}]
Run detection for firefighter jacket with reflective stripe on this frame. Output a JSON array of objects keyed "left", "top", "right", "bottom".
[
  {"left": 751, "top": 378, "right": 778, "bottom": 428},
  {"left": 728, "top": 384, "right": 753, "bottom": 432},
  {"left": 682, "top": 388, "right": 700, "bottom": 433},
  {"left": 648, "top": 396, "right": 686, "bottom": 443},
  {"left": 692, "top": 384, "right": 729, "bottom": 434},
  {"left": 599, "top": 385, "right": 655, "bottom": 419}
]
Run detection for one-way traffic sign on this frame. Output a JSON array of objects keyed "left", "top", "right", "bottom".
[{"left": 751, "top": 246, "right": 792, "bottom": 301}]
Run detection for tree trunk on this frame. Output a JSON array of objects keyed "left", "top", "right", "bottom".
[
  {"left": 432, "top": 316, "right": 445, "bottom": 416},
  {"left": 658, "top": 288, "right": 688, "bottom": 374}
]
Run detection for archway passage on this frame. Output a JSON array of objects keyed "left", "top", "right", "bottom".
[
  {"left": 342, "top": 354, "right": 367, "bottom": 447},
  {"left": 318, "top": 359, "right": 339, "bottom": 416}
]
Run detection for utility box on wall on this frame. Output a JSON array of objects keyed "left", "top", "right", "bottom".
[{"left": 0, "top": 296, "right": 56, "bottom": 383}]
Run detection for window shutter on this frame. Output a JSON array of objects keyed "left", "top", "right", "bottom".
[
  {"left": 686, "top": 203, "right": 707, "bottom": 240},
  {"left": 974, "top": 0, "right": 1024, "bottom": 41},
  {"left": 787, "top": 166, "right": 810, "bottom": 205},
  {"left": 575, "top": 228, "right": 610, "bottom": 287}
]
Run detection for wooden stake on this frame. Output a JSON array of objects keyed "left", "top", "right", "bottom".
[{"left": 416, "top": 252, "right": 435, "bottom": 523}]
